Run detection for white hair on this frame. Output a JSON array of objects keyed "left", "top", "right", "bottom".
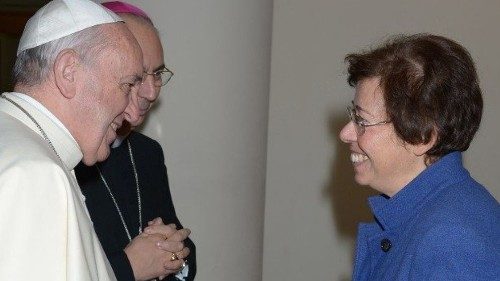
[{"left": 13, "top": 25, "right": 110, "bottom": 86}]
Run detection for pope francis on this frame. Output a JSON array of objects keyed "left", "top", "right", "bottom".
[{"left": 0, "top": 0, "right": 143, "bottom": 280}]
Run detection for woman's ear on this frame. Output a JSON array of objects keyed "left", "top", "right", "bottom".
[
  {"left": 412, "top": 127, "right": 438, "bottom": 157},
  {"left": 53, "top": 49, "right": 79, "bottom": 99}
]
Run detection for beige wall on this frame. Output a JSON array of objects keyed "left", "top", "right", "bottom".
[
  {"left": 120, "top": 1, "right": 272, "bottom": 280},
  {"left": 263, "top": 0, "right": 500, "bottom": 281}
]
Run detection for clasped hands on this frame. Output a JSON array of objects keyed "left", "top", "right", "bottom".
[{"left": 124, "top": 217, "right": 191, "bottom": 281}]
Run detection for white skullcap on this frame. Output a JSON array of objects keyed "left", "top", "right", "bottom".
[{"left": 17, "top": 0, "right": 123, "bottom": 55}]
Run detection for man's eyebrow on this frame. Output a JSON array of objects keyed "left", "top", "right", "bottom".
[{"left": 152, "top": 64, "right": 166, "bottom": 73}]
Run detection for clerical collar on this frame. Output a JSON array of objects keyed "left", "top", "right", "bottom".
[{"left": 112, "top": 135, "right": 126, "bottom": 148}]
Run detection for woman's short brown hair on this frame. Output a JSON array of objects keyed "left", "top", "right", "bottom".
[{"left": 345, "top": 34, "right": 483, "bottom": 161}]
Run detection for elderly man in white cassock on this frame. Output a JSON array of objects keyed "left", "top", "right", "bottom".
[{"left": 0, "top": 0, "right": 144, "bottom": 280}]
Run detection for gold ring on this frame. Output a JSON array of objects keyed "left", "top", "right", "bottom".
[{"left": 170, "top": 253, "right": 179, "bottom": 261}]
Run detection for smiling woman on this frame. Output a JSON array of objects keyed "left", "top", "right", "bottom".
[{"left": 339, "top": 33, "right": 500, "bottom": 281}]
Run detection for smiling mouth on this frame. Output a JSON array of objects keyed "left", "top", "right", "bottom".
[{"left": 351, "top": 152, "right": 368, "bottom": 164}]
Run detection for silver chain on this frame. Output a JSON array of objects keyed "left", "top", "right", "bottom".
[
  {"left": 1, "top": 95, "right": 62, "bottom": 163},
  {"left": 96, "top": 139, "right": 142, "bottom": 242}
]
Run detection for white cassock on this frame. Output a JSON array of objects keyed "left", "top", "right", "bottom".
[{"left": 0, "top": 92, "right": 116, "bottom": 281}]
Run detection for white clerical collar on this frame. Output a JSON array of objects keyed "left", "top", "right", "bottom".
[
  {"left": 112, "top": 135, "right": 126, "bottom": 148},
  {"left": 11, "top": 92, "right": 77, "bottom": 144}
]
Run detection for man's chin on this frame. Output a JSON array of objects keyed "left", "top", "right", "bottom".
[
  {"left": 96, "top": 148, "right": 111, "bottom": 163},
  {"left": 95, "top": 141, "right": 112, "bottom": 163},
  {"left": 81, "top": 154, "right": 98, "bottom": 166}
]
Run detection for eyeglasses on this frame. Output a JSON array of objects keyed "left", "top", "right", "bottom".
[
  {"left": 347, "top": 103, "right": 391, "bottom": 135},
  {"left": 142, "top": 66, "right": 174, "bottom": 87}
]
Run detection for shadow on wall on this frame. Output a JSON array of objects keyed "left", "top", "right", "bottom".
[{"left": 324, "top": 110, "right": 378, "bottom": 249}]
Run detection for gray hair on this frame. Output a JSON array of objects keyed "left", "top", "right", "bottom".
[{"left": 13, "top": 25, "right": 110, "bottom": 86}]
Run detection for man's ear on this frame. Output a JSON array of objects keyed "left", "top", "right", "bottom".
[{"left": 53, "top": 49, "right": 79, "bottom": 99}]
